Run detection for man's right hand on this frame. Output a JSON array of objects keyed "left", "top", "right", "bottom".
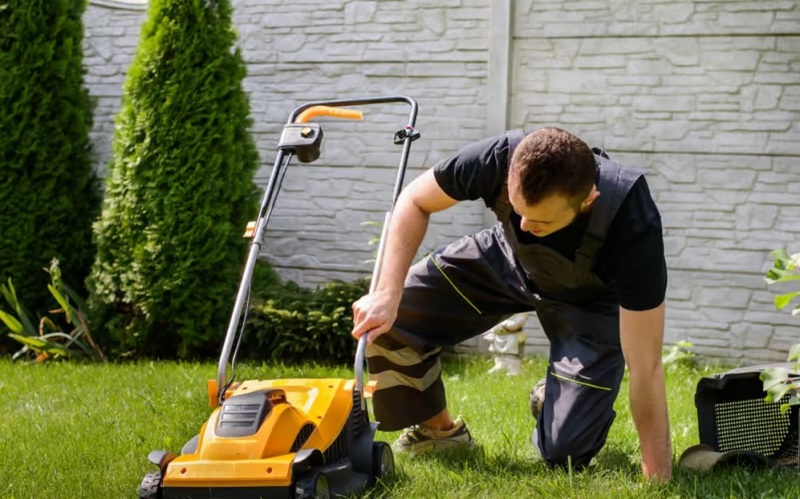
[
  {"left": 351, "top": 289, "right": 402, "bottom": 343},
  {"left": 350, "top": 168, "right": 459, "bottom": 344}
]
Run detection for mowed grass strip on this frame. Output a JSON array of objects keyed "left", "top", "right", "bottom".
[{"left": 1, "top": 357, "right": 798, "bottom": 498}]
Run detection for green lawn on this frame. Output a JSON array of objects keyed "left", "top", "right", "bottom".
[{"left": 1, "top": 356, "right": 798, "bottom": 498}]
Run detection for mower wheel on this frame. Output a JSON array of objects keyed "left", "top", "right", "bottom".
[
  {"left": 372, "top": 441, "right": 395, "bottom": 481},
  {"left": 294, "top": 471, "right": 330, "bottom": 499},
  {"left": 139, "top": 471, "right": 163, "bottom": 499}
]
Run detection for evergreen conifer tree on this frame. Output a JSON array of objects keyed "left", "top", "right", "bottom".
[
  {"left": 88, "top": 0, "right": 259, "bottom": 357},
  {"left": 0, "top": 0, "right": 99, "bottom": 344}
]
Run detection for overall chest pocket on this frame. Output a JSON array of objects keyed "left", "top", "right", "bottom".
[{"left": 516, "top": 245, "right": 608, "bottom": 302}]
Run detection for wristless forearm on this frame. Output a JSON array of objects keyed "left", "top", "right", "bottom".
[
  {"left": 629, "top": 369, "right": 672, "bottom": 481},
  {"left": 375, "top": 201, "right": 430, "bottom": 297}
]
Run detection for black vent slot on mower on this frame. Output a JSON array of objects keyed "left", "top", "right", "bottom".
[
  {"left": 323, "top": 425, "right": 350, "bottom": 464},
  {"left": 216, "top": 389, "right": 286, "bottom": 438},
  {"left": 291, "top": 423, "right": 317, "bottom": 453},
  {"left": 322, "top": 387, "right": 365, "bottom": 462},
  {"left": 695, "top": 364, "right": 800, "bottom": 468}
]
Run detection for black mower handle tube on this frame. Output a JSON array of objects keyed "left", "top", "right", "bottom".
[{"left": 218, "top": 96, "right": 419, "bottom": 405}]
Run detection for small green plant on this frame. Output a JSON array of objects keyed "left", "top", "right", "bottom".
[
  {"left": 360, "top": 219, "right": 383, "bottom": 264},
  {"left": 764, "top": 249, "right": 800, "bottom": 315},
  {"left": 761, "top": 345, "right": 800, "bottom": 412},
  {"left": 0, "top": 259, "right": 105, "bottom": 363},
  {"left": 760, "top": 249, "right": 800, "bottom": 413},
  {"left": 662, "top": 340, "right": 695, "bottom": 369}
]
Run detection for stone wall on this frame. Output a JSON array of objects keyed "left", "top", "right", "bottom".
[
  {"left": 506, "top": 0, "right": 800, "bottom": 362},
  {"left": 82, "top": 0, "right": 800, "bottom": 362}
]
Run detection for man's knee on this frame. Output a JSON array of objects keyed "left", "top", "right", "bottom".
[
  {"left": 534, "top": 411, "right": 615, "bottom": 470},
  {"left": 538, "top": 437, "right": 595, "bottom": 470}
]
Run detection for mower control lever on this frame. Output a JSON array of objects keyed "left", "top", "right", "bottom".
[{"left": 393, "top": 126, "right": 420, "bottom": 145}]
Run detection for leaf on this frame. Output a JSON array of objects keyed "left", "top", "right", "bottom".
[
  {"left": 770, "top": 248, "right": 790, "bottom": 262},
  {"left": 8, "top": 333, "right": 70, "bottom": 358},
  {"left": 778, "top": 390, "right": 799, "bottom": 414},
  {"left": 761, "top": 366, "right": 798, "bottom": 404},
  {"left": 765, "top": 249, "right": 800, "bottom": 283},
  {"left": 789, "top": 344, "right": 800, "bottom": 362},
  {"left": 764, "top": 273, "right": 800, "bottom": 285},
  {"left": 774, "top": 291, "right": 800, "bottom": 310},
  {"left": 62, "top": 282, "right": 89, "bottom": 322},
  {"left": 0, "top": 309, "right": 24, "bottom": 334},
  {"left": 766, "top": 383, "right": 794, "bottom": 403},
  {"left": 0, "top": 279, "right": 36, "bottom": 335},
  {"left": 48, "top": 284, "right": 72, "bottom": 324},
  {"left": 761, "top": 367, "right": 789, "bottom": 393}
]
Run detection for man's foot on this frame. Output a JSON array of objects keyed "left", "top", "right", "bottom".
[
  {"left": 529, "top": 378, "right": 546, "bottom": 419},
  {"left": 391, "top": 416, "right": 474, "bottom": 453}
]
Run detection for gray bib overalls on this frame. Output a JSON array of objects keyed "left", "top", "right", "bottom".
[{"left": 366, "top": 133, "right": 644, "bottom": 468}]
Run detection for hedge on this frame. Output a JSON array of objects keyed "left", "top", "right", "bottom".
[{"left": 243, "top": 272, "right": 370, "bottom": 365}]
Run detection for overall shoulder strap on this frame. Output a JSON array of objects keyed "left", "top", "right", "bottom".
[
  {"left": 490, "top": 130, "right": 525, "bottom": 218},
  {"left": 575, "top": 155, "right": 643, "bottom": 270},
  {"left": 505, "top": 129, "right": 525, "bottom": 166}
]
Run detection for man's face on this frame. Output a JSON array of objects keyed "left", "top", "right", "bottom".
[
  {"left": 508, "top": 187, "right": 580, "bottom": 237},
  {"left": 507, "top": 174, "right": 599, "bottom": 238}
]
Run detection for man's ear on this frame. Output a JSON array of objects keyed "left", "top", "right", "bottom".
[{"left": 580, "top": 185, "right": 600, "bottom": 211}]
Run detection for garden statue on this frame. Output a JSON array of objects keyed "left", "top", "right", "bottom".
[{"left": 482, "top": 313, "right": 529, "bottom": 375}]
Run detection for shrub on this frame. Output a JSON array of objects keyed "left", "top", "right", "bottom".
[
  {"left": 243, "top": 275, "right": 370, "bottom": 365},
  {"left": 661, "top": 340, "right": 696, "bottom": 370},
  {"left": 0, "top": 0, "right": 100, "bottom": 352},
  {"left": 87, "top": 0, "right": 259, "bottom": 358},
  {"left": 761, "top": 249, "right": 800, "bottom": 412}
]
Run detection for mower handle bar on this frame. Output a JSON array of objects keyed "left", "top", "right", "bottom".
[
  {"left": 218, "top": 96, "right": 419, "bottom": 406},
  {"left": 294, "top": 105, "right": 363, "bottom": 123}
]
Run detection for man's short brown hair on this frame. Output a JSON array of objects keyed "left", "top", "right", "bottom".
[{"left": 509, "top": 127, "right": 596, "bottom": 206}]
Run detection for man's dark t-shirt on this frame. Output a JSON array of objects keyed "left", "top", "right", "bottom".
[{"left": 432, "top": 133, "right": 667, "bottom": 311}]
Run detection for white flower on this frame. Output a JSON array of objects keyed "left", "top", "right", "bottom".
[{"left": 790, "top": 253, "right": 800, "bottom": 270}]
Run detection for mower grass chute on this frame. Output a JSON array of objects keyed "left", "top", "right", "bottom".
[{"left": 138, "top": 96, "right": 420, "bottom": 499}]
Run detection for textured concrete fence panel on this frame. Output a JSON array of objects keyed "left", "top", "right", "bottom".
[
  {"left": 510, "top": 0, "right": 800, "bottom": 361},
  {"left": 83, "top": 0, "right": 800, "bottom": 362}
]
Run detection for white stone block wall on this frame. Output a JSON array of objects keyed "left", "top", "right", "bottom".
[
  {"left": 509, "top": 0, "right": 800, "bottom": 362},
  {"left": 84, "top": 2, "right": 148, "bottom": 177},
  {"left": 235, "top": 0, "right": 493, "bottom": 285},
  {"left": 82, "top": 0, "right": 800, "bottom": 363}
]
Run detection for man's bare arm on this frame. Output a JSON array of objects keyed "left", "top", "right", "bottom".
[
  {"left": 620, "top": 302, "right": 672, "bottom": 481},
  {"left": 351, "top": 168, "right": 458, "bottom": 342}
]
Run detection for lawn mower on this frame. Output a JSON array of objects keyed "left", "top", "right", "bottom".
[{"left": 139, "top": 96, "right": 421, "bottom": 498}]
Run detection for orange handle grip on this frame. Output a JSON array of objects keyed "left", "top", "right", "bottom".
[{"left": 295, "top": 106, "right": 363, "bottom": 123}]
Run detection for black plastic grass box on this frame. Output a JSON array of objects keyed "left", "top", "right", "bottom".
[{"left": 694, "top": 363, "right": 799, "bottom": 468}]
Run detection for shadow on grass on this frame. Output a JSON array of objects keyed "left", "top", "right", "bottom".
[
  {"left": 398, "top": 443, "right": 547, "bottom": 476},
  {"left": 439, "top": 355, "right": 476, "bottom": 378},
  {"left": 591, "top": 447, "right": 640, "bottom": 477},
  {"left": 366, "top": 444, "right": 800, "bottom": 498},
  {"left": 668, "top": 465, "right": 800, "bottom": 497}
]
